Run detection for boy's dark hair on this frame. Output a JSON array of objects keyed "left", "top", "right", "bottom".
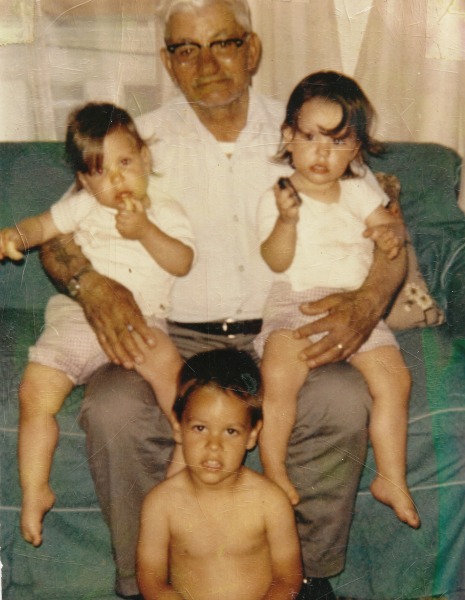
[
  {"left": 174, "top": 349, "right": 262, "bottom": 427},
  {"left": 65, "top": 103, "right": 145, "bottom": 185},
  {"left": 277, "top": 71, "right": 384, "bottom": 177}
]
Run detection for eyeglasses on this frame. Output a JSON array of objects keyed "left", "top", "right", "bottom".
[{"left": 166, "top": 34, "right": 249, "bottom": 65}]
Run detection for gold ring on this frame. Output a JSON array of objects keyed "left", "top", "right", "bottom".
[{"left": 337, "top": 344, "right": 343, "bottom": 350}]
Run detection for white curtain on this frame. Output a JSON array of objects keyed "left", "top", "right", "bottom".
[{"left": 1, "top": 0, "right": 464, "bottom": 159}]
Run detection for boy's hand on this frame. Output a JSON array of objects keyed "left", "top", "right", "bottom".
[
  {"left": 273, "top": 182, "right": 300, "bottom": 225},
  {"left": 364, "top": 220, "right": 406, "bottom": 260},
  {"left": 115, "top": 197, "right": 151, "bottom": 240},
  {"left": 0, "top": 228, "right": 24, "bottom": 261}
]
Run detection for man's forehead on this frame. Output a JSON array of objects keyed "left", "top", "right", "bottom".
[{"left": 167, "top": 4, "right": 243, "bottom": 41}]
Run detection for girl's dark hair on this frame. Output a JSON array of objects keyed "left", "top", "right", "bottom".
[
  {"left": 174, "top": 349, "right": 262, "bottom": 427},
  {"left": 277, "top": 71, "right": 384, "bottom": 177},
  {"left": 65, "top": 103, "right": 145, "bottom": 186}
]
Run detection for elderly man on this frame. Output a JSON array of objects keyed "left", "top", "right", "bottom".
[{"left": 41, "top": 0, "right": 406, "bottom": 598}]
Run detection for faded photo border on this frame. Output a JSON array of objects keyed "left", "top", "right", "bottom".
[{"left": 1, "top": 1, "right": 465, "bottom": 599}]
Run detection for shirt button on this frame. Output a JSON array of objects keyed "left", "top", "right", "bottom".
[
  {"left": 238, "top": 265, "right": 244, "bottom": 272},
  {"left": 236, "top": 309, "right": 242, "bottom": 315},
  {"left": 233, "top": 215, "right": 239, "bottom": 222}
]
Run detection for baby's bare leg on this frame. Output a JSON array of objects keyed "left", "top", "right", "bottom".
[
  {"left": 18, "top": 363, "right": 74, "bottom": 546},
  {"left": 134, "top": 328, "right": 185, "bottom": 478},
  {"left": 351, "top": 347, "right": 420, "bottom": 528},
  {"left": 260, "top": 330, "right": 310, "bottom": 505}
]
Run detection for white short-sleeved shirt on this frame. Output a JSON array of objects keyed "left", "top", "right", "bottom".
[
  {"left": 257, "top": 177, "right": 388, "bottom": 292},
  {"left": 136, "top": 91, "right": 388, "bottom": 321},
  {"left": 51, "top": 175, "right": 196, "bottom": 318}
]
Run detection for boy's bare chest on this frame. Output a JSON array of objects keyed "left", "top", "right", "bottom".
[{"left": 170, "top": 497, "right": 266, "bottom": 559}]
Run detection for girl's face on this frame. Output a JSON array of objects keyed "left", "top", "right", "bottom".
[
  {"left": 78, "top": 129, "right": 151, "bottom": 210},
  {"left": 283, "top": 97, "right": 361, "bottom": 191}
]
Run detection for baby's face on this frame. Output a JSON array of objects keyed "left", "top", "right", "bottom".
[
  {"left": 78, "top": 129, "right": 151, "bottom": 209},
  {"left": 283, "top": 97, "right": 360, "bottom": 191},
  {"left": 174, "top": 385, "right": 261, "bottom": 488}
]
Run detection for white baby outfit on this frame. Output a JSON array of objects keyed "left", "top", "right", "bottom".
[
  {"left": 29, "top": 175, "right": 196, "bottom": 384},
  {"left": 254, "top": 176, "right": 398, "bottom": 357}
]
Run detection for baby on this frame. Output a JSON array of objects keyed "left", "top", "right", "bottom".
[
  {"left": 137, "top": 349, "right": 303, "bottom": 600},
  {"left": 0, "top": 103, "right": 196, "bottom": 546},
  {"left": 254, "top": 72, "right": 420, "bottom": 528}
]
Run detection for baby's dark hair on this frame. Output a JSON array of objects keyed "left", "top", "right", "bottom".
[
  {"left": 174, "top": 349, "right": 262, "bottom": 427},
  {"left": 65, "top": 102, "right": 145, "bottom": 185},
  {"left": 277, "top": 71, "right": 384, "bottom": 177}
]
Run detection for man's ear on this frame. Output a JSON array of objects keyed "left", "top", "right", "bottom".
[
  {"left": 160, "top": 47, "right": 177, "bottom": 84},
  {"left": 246, "top": 32, "right": 261, "bottom": 75},
  {"left": 172, "top": 418, "right": 183, "bottom": 445},
  {"left": 246, "top": 420, "right": 262, "bottom": 451}
]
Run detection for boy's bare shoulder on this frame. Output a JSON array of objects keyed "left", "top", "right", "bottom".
[
  {"left": 143, "top": 470, "right": 193, "bottom": 511},
  {"left": 240, "top": 467, "right": 293, "bottom": 511}
]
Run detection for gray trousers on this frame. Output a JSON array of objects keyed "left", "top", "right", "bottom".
[{"left": 78, "top": 324, "right": 372, "bottom": 597}]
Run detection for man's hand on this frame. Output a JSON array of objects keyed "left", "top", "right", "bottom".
[
  {"left": 364, "top": 220, "right": 407, "bottom": 260},
  {"left": 77, "top": 269, "right": 156, "bottom": 369},
  {"left": 294, "top": 289, "right": 382, "bottom": 368}
]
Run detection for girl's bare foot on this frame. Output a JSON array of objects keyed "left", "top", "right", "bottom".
[
  {"left": 21, "top": 485, "right": 56, "bottom": 546},
  {"left": 264, "top": 467, "right": 300, "bottom": 506},
  {"left": 370, "top": 475, "right": 420, "bottom": 528}
]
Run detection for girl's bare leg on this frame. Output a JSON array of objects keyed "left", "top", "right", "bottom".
[
  {"left": 18, "top": 363, "right": 74, "bottom": 546},
  {"left": 260, "top": 330, "right": 310, "bottom": 505},
  {"left": 133, "top": 328, "right": 185, "bottom": 478},
  {"left": 351, "top": 346, "right": 420, "bottom": 528}
]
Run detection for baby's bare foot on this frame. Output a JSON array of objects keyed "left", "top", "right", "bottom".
[
  {"left": 21, "top": 486, "right": 56, "bottom": 546},
  {"left": 264, "top": 468, "right": 300, "bottom": 506},
  {"left": 370, "top": 475, "right": 420, "bottom": 528}
]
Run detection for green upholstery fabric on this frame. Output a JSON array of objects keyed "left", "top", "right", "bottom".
[{"left": 1, "top": 142, "right": 464, "bottom": 600}]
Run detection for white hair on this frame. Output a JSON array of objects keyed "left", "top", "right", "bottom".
[{"left": 158, "top": 0, "right": 253, "bottom": 39}]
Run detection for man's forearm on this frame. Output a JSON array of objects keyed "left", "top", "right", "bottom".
[
  {"left": 359, "top": 244, "right": 407, "bottom": 319},
  {"left": 40, "top": 234, "right": 91, "bottom": 294}
]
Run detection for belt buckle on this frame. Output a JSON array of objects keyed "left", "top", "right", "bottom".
[{"left": 222, "top": 318, "right": 236, "bottom": 337}]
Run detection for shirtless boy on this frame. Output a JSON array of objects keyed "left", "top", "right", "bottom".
[{"left": 137, "top": 349, "right": 303, "bottom": 600}]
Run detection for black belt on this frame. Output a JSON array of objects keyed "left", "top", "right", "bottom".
[{"left": 171, "top": 319, "right": 262, "bottom": 336}]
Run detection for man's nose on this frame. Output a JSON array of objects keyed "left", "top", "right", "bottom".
[{"left": 197, "top": 45, "right": 219, "bottom": 75}]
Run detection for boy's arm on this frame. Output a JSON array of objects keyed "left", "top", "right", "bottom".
[
  {"left": 137, "top": 488, "right": 184, "bottom": 600},
  {"left": 40, "top": 234, "right": 156, "bottom": 368},
  {"left": 1, "top": 211, "right": 61, "bottom": 260},
  {"left": 263, "top": 487, "right": 303, "bottom": 600}
]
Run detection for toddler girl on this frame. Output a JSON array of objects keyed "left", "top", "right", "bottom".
[
  {"left": 0, "top": 103, "right": 196, "bottom": 546},
  {"left": 254, "top": 71, "right": 420, "bottom": 528}
]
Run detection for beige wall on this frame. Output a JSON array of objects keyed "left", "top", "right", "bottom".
[{"left": 0, "top": 0, "right": 464, "bottom": 160}]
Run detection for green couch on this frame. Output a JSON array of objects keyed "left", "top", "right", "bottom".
[{"left": 1, "top": 142, "right": 465, "bottom": 600}]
